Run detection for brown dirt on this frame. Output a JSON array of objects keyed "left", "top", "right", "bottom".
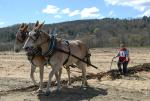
[{"left": 0, "top": 48, "right": 150, "bottom": 101}]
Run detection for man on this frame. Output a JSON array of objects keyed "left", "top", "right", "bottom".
[{"left": 112, "top": 43, "right": 130, "bottom": 75}]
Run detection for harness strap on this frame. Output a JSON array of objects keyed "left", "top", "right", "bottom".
[
  {"left": 17, "top": 31, "right": 28, "bottom": 43},
  {"left": 27, "top": 47, "right": 42, "bottom": 67},
  {"left": 17, "top": 36, "right": 24, "bottom": 43},
  {"left": 56, "top": 48, "right": 98, "bottom": 69},
  {"left": 43, "top": 35, "right": 56, "bottom": 57},
  {"left": 43, "top": 35, "right": 57, "bottom": 65},
  {"left": 63, "top": 40, "right": 70, "bottom": 65}
]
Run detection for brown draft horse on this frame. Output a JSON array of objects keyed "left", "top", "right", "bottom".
[
  {"left": 14, "top": 22, "right": 72, "bottom": 93},
  {"left": 23, "top": 21, "right": 91, "bottom": 95}
]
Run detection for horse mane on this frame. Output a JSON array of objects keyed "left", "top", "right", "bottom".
[{"left": 39, "top": 30, "right": 51, "bottom": 39}]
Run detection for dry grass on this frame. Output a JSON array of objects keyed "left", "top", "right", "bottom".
[
  {"left": 0, "top": 48, "right": 150, "bottom": 100},
  {"left": 90, "top": 47, "right": 150, "bottom": 71},
  {"left": 0, "top": 47, "right": 150, "bottom": 78}
]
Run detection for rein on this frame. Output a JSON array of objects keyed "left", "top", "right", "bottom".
[
  {"left": 26, "top": 30, "right": 98, "bottom": 69},
  {"left": 38, "top": 34, "right": 98, "bottom": 69}
]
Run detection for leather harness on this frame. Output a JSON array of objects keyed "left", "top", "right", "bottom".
[
  {"left": 43, "top": 35, "right": 71, "bottom": 66},
  {"left": 26, "top": 30, "right": 98, "bottom": 69},
  {"left": 27, "top": 34, "right": 71, "bottom": 66},
  {"left": 27, "top": 47, "right": 42, "bottom": 66}
]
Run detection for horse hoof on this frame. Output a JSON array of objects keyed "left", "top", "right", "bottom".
[
  {"left": 81, "top": 82, "right": 88, "bottom": 87},
  {"left": 67, "top": 82, "right": 71, "bottom": 86},
  {"left": 82, "top": 87, "right": 87, "bottom": 90},
  {"left": 45, "top": 90, "right": 51, "bottom": 96},
  {"left": 68, "top": 85, "right": 73, "bottom": 88},
  {"left": 80, "top": 85, "right": 87, "bottom": 90},
  {"left": 34, "top": 83, "right": 39, "bottom": 86},
  {"left": 36, "top": 89, "right": 44, "bottom": 95}
]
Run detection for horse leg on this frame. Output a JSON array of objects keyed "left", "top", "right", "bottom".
[
  {"left": 79, "top": 63, "right": 87, "bottom": 87},
  {"left": 46, "top": 64, "right": 61, "bottom": 95},
  {"left": 58, "top": 67, "right": 71, "bottom": 85},
  {"left": 37, "top": 65, "right": 44, "bottom": 93},
  {"left": 55, "top": 71, "right": 61, "bottom": 93},
  {"left": 30, "top": 65, "right": 38, "bottom": 85},
  {"left": 66, "top": 66, "right": 71, "bottom": 85},
  {"left": 58, "top": 67, "right": 62, "bottom": 80}
]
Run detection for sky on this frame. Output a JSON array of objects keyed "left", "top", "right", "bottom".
[{"left": 0, "top": 0, "right": 150, "bottom": 28}]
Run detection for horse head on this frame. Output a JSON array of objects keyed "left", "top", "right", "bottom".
[
  {"left": 23, "top": 21, "right": 49, "bottom": 53},
  {"left": 14, "top": 23, "right": 28, "bottom": 52}
]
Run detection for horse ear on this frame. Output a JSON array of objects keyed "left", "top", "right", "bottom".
[
  {"left": 35, "top": 21, "right": 39, "bottom": 27},
  {"left": 37, "top": 21, "right": 45, "bottom": 30},
  {"left": 22, "top": 24, "right": 28, "bottom": 32},
  {"left": 20, "top": 23, "right": 25, "bottom": 28}
]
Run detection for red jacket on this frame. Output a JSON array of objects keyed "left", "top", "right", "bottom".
[{"left": 117, "top": 48, "right": 129, "bottom": 62}]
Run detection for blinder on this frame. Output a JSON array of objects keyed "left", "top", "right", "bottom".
[
  {"left": 28, "top": 30, "right": 41, "bottom": 42},
  {"left": 16, "top": 30, "right": 28, "bottom": 43}
]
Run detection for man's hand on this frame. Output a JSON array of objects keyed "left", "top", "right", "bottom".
[
  {"left": 112, "top": 56, "right": 116, "bottom": 61},
  {"left": 113, "top": 56, "right": 116, "bottom": 59},
  {"left": 126, "top": 57, "right": 130, "bottom": 61}
]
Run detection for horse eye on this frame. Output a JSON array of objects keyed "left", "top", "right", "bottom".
[
  {"left": 34, "top": 33, "right": 38, "bottom": 38},
  {"left": 32, "top": 33, "right": 39, "bottom": 41}
]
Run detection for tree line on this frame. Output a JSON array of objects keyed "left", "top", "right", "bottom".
[{"left": 0, "top": 16, "right": 150, "bottom": 51}]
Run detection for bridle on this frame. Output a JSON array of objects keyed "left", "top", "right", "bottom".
[
  {"left": 26, "top": 30, "right": 56, "bottom": 65},
  {"left": 26, "top": 30, "right": 50, "bottom": 51},
  {"left": 25, "top": 29, "right": 98, "bottom": 68},
  {"left": 28, "top": 30, "right": 41, "bottom": 42},
  {"left": 16, "top": 30, "right": 28, "bottom": 43}
]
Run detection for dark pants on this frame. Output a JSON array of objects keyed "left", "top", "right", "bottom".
[{"left": 117, "top": 60, "right": 128, "bottom": 74}]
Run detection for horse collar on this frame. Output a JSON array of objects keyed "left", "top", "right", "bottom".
[
  {"left": 43, "top": 35, "right": 57, "bottom": 57},
  {"left": 26, "top": 47, "right": 42, "bottom": 66}
]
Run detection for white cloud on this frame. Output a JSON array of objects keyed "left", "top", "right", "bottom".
[
  {"left": 138, "top": 9, "right": 150, "bottom": 17},
  {"left": 61, "top": 7, "right": 100, "bottom": 18},
  {"left": 42, "top": 5, "right": 60, "bottom": 14},
  {"left": 62, "top": 8, "right": 80, "bottom": 16},
  {"left": 54, "top": 15, "right": 62, "bottom": 19},
  {"left": 80, "top": 7, "right": 100, "bottom": 18},
  {"left": 62, "top": 8, "right": 70, "bottom": 14},
  {"left": 104, "top": 0, "right": 150, "bottom": 12},
  {"left": 69, "top": 10, "right": 80, "bottom": 17},
  {"left": 42, "top": 5, "right": 101, "bottom": 18}
]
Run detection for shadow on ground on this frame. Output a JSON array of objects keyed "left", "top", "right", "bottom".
[
  {"left": 1, "top": 63, "right": 150, "bottom": 98},
  {"left": 38, "top": 86, "right": 107, "bottom": 101}
]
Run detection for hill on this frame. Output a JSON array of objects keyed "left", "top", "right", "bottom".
[{"left": 0, "top": 16, "right": 150, "bottom": 51}]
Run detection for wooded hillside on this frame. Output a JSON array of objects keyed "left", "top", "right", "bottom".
[{"left": 0, "top": 16, "right": 150, "bottom": 51}]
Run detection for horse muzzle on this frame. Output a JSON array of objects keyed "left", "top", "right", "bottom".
[{"left": 24, "top": 46, "right": 34, "bottom": 52}]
